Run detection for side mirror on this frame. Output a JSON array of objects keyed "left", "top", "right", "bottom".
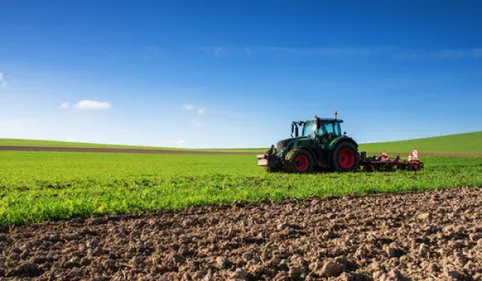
[{"left": 344, "top": 132, "right": 347, "bottom": 135}]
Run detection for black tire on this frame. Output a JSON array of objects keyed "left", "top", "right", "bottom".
[
  {"left": 263, "top": 148, "right": 280, "bottom": 173},
  {"left": 283, "top": 148, "right": 313, "bottom": 173},
  {"left": 265, "top": 166, "right": 279, "bottom": 173},
  {"left": 331, "top": 142, "right": 359, "bottom": 172}
]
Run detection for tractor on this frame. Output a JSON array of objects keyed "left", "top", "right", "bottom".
[{"left": 257, "top": 112, "right": 360, "bottom": 173}]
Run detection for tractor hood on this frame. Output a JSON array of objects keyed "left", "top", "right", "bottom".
[{"left": 276, "top": 136, "right": 309, "bottom": 151}]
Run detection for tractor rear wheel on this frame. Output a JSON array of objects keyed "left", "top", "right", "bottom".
[
  {"left": 284, "top": 148, "right": 313, "bottom": 173},
  {"left": 332, "top": 142, "right": 359, "bottom": 172}
]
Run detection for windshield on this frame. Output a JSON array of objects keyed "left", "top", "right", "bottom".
[
  {"left": 301, "top": 120, "right": 342, "bottom": 137},
  {"left": 317, "top": 121, "right": 342, "bottom": 136},
  {"left": 301, "top": 121, "right": 316, "bottom": 136}
]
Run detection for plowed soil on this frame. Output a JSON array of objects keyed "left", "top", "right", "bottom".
[
  {"left": 1, "top": 187, "right": 482, "bottom": 281},
  {"left": 0, "top": 146, "right": 481, "bottom": 158}
]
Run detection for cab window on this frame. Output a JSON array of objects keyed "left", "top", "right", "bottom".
[{"left": 317, "top": 122, "right": 342, "bottom": 136}]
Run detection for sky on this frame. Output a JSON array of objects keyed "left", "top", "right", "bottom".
[{"left": 0, "top": 0, "right": 481, "bottom": 148}]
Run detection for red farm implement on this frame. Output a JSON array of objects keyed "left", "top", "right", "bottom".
[{"left": 359, "top": 150, "right": 424, "bottom": 172}]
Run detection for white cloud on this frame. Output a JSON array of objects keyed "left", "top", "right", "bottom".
[
  {"left": 183, "top": 104, "right": 206, "bottom": 115},
  {"left": 0, "top": 73, "right": 6, "bottom": 87},
  {"left": 59, "top": 102, "right": 69, "bottom": 109},
  {"left": 172, "top": 140, "right": 185, "bottom": 147},
  {"left": 74, "top": 100, "right": 111, "bottom": 110},
  {"left": 183, "top": 104, "right": 194, "bottom": 110},
  {"left": 67, "top": 137, "right": 74, "bottom": 142}
]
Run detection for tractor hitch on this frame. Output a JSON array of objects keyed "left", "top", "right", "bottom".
[{"left": 257, "top": 145, "right": 281, "bottom": 171}]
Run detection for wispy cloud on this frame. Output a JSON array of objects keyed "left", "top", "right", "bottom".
[
  {"left": 74, "top": 100, "right": 111, "bottom": 110},
  {"left": 214, "top": 47, "right": 224, "bottom": 57},
  {"left": 436, "top": 48, "right": 482, "bottom": 58},
  {"left": 141, "top": 46, "right": 160, "bottom": 55},
  {"left": 393, "top": 48, "right": 482, "bottom": 60},
  {"left": 183, "top": 104, "right": 195, "bottom": 110},
  {"left": 183, "top": 104, "right": 206, "bottom": 115},
  {"left": 195, "top": 46, "right": 251, "bottom": 57},
  {"left": 172, "top": 140, "right": 185, "bottom": 147},
  {"left": 59, "top": 102, "right": 70, "bottom": 109},
  {"left": 256, "top": 46, "right": 391, "bottom": 56},
  {"left": 0, "top": 73, "right": 6, "bottom": 87},
  {"left": 196, "top": 45, "right": 391, "bottom": 57},
  {"left": 194, "top": 45, "right": 482, "bottom": 60}
]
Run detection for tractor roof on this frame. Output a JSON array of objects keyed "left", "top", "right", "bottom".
[
  {"left": 295, "top": 118, "right": 344, "bottom": 124},
  {"left": 315, "top": 118, "right": 343, "bottom": 123}
]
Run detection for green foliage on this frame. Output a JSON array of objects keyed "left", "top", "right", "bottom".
[
  {"left": 359, "top": 131, "right": 482, "bottom": 154},
  {"left": 0, "top": 151, "right": 481, "bottom": 228}
]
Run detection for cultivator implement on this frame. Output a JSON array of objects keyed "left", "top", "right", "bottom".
[
  {"left": 257, "top": 148, "right": 424, "bottom": 173},
  {"left": 358, "top": 150, "right": 424, "bottom": 172}
]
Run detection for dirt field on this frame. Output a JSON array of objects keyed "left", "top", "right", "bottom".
[
  {"left": 1, "top": 187, "right": 481, "bottom": 281},
  {"left": 0, "top": 146, "right": 481, "bottom": 158}
]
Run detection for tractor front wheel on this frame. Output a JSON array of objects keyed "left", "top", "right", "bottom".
[
  {"left": 284, "top": 148, "right": 313, "bottom": 173},
  {"left": 265, "top": 166, "right": 279, "bottom": 173},
  {"left": 332, "top": 142, "right": 359, "bottom": 172}
]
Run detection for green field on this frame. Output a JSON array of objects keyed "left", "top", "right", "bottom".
[
  {"left": 0, "top": 138, "right": 265, "bottom": 153},
  {"left": 1, "top": 131, "right": 481, "bottom": 229},
  {"left": 1, "top": 151, "right": 481, "bottom": 229},
  {"left": 359, "top": 131, "right": 482, "bottom": 155},
  {"left": 1, "top": 131, "right": 481, "bottom": 155}
]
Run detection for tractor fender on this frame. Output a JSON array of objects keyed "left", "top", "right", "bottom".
[
  {"left": 283, "top": 138, "right": 316, "bottom": 161},
  {"left": 325, "top": 136, "right": 358, "bottom": 151},
  {"left": 283, "top": 138, "right": 310, "bottom": 153},
  {"left": 284, "top": 146, "right": 316, "bottom": 163},
  {"left": 325, "top": 136, "right": 359, "bottom": 169}
]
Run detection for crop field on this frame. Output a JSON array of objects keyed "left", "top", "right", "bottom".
[
  {"left": 359, "top": 131, "right": 482, "bottom": 155},
  {"left": 1, "top": 131, "right": 481, "bottom": 156},
  {"left": 0, "top": 138, "right": 265, "bottom": 153},
  {"left": 1, "top": 150, "right": 481, "bottom": 228},
  {"left": 1, "top": 135, "right": 482, "bottom": 280}
]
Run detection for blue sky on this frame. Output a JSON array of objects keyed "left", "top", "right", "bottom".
[{"left": 0, "top": 0, "right": 481, "bottom": 148}]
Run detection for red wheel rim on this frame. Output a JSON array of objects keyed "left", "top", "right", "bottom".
[
  {"left": 295, "top": 155, "right": 309, "bottom": 172},
  {"left": 338, "top": 148, "right": 355, "bottom": 169}
]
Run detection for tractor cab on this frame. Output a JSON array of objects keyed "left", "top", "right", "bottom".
[{"left": 292, "top": 113, "right": 344, "bottom": 145}]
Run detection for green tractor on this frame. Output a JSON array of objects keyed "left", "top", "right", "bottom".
[{"left": 257, "top": 112, "right": 360, "bottom": 173}]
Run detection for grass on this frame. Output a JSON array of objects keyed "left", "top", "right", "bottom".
[
  {"left": 1, "top": 131, "right": 481, "bottom": 155},
  {"left": 0, "top": 138, "right": 265, "bottom": 152},
  {"left": 0, "top": 151, "right": 481, "bottom": 229},
  {"left": 359, "top": 131, "right": 482, "bottom": 155}
]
